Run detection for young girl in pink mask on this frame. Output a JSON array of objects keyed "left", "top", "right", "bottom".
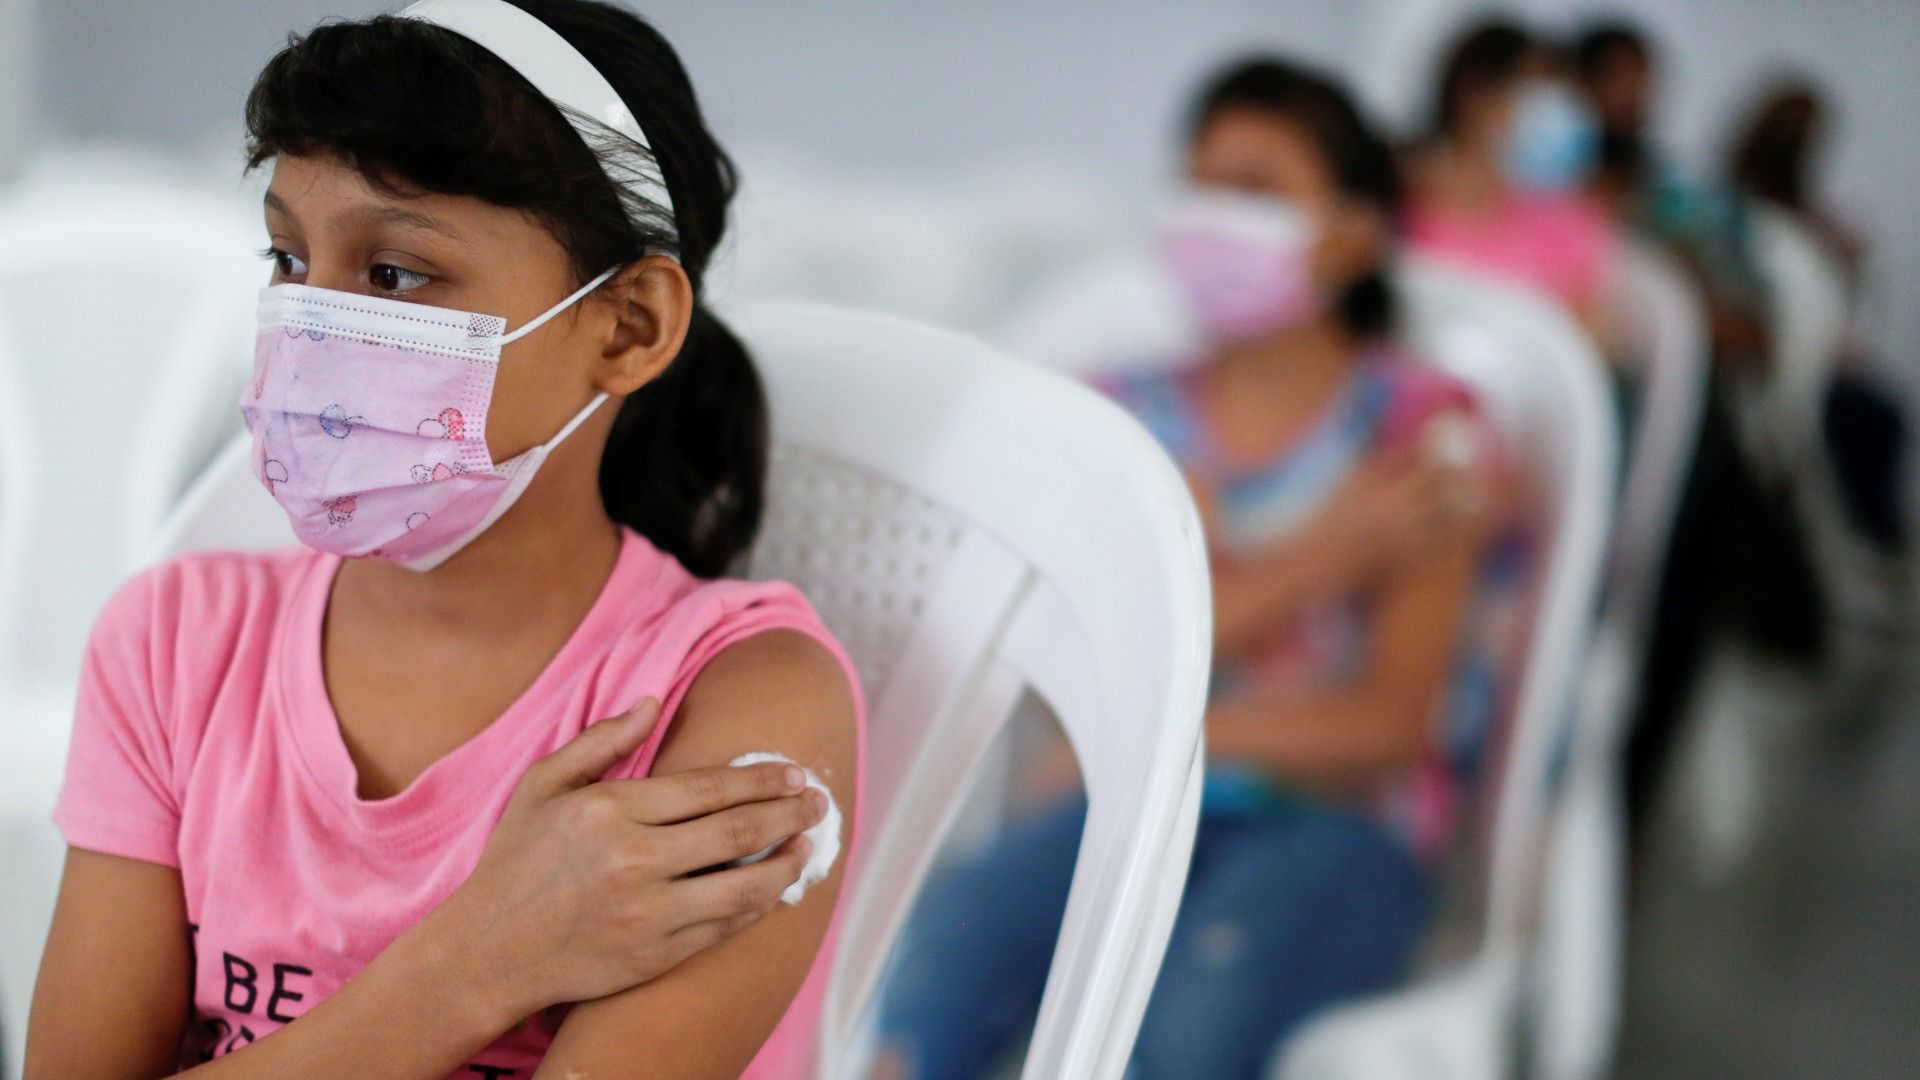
[
  {"left": 1404, "top": 20, "right": 1617, "bottom": 333},
  {"left": 29, "top": 2, "right": 861, "bottom": 1077},
  {"left": 876, "top": 59, "right": 1525, "bottom": 1080}
]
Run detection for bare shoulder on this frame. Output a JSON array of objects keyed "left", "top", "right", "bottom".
[
  {"left": 683, "top": 628, "right": 855, "bottom": 715},
  {"left": 659, "top": 628, "right": 859, "bottom": 800}
]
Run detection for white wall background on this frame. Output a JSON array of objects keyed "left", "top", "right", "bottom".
[
  {"left": 0, "top": 0, "right": 32, "bottom": 184},
  {"left": 26, "top": 0, "right": 1920, "bottom": 371}
]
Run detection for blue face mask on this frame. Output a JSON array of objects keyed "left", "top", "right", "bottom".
[{"left": 1504, "top": 83, "right": 1600, "bottom": 191}]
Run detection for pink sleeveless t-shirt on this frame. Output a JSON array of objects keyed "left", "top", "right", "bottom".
[{"left": 52, "top": 527, "right": 865, "bottom": 1078}]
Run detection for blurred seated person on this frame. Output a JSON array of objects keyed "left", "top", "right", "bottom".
[
  {"left": 1576, "top": 19, "right": 1659, "bottom": 221},
  {"left": 1623, "top": 78, "right": 1907, "bottom": 843},
  {"left": 1729, "top": 80, "right": 1906, "bottom": 556},
  {"left": 873, "top": 58, "right": 1528, "bottom": 1080},
  {"left": 1573, "top": 19, "right": 1777, "bottom": 377},
  {"left": 1575, "top": 18, "right": 1716, "bottom": 241},
  {"left": 1405, "top": 20, "right": 1618, "bottom": 340}
]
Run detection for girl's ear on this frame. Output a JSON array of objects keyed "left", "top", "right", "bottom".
[{"left": 597, "top": 255, "right": 693, "bottom": 395}]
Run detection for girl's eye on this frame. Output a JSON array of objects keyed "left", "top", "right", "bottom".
[
  {"left": 262, "top": 246, "right": 307, "bottom": 281},
  {"left": 370, "top": 263, "right": 430, "bottom": 294}
]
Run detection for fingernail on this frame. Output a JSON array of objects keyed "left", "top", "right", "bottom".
[
  {"left": 806, "top": 789, "right": 828, "bottom": 819},
  {"left": 795, "top": 836, "right": 814, "bottom": 860},
  {"left": 783, "top": 765, "right": 806, "bottom": 791}
]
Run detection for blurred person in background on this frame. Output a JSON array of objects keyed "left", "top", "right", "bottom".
[
  {"left": 26, "top": 3, "right": 861, "bottom": 1077},
  {"left": 1734, "top": 83, "right": 1865, "bottom": 301},
  {"left": 1563, "top": 15, "right": 1798, "bottom": 845},
  {"left": 1623, "top": 75, "right": 1916, "bottom": 843},
  {"left": 874, "top": 58, "right": 1527, "bottom": 1080},
  {"left": 1575, "top": 18, "right": 1659, "bottom": 220},
  {"left": 1733, "top": 81, "right": 1909, "bottom": 562},
  {"left": 1575, "top": 16, "right": 1721, "bottom": 247},
  {"left": 1403, "top": 19, "right": 1617, "bottom": 338},
  {"left": 1571, "top": 17, "right": 1778, "bottom": 373}
]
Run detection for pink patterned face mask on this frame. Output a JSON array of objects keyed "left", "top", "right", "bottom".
[
  {"left": 1156, "top": 190, "right": 1325, "bottom": 344},
  {"left": 240, "top": 269, "right": 616, "bottom": 571}
]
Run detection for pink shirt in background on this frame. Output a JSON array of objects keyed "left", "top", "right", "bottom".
[
  {"left": 1406, "top": 189, "right": 1616, "bottom": 312},
  {"left": 52, "top": 527, "right": 865, "bottom": 1078}
]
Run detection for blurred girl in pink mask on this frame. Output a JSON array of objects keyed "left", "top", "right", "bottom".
[{"left": 876, "top": 58, "right": 1527, "bottom": 1080}]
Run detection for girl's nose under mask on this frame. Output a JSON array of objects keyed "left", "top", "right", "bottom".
[
  {"left": 1156, "top": 190, "right": 1326, "bottom": 344},
  {"left": 240, "top": 268, "right": 618, "bottom": 571}
]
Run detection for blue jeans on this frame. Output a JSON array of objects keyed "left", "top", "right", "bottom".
[{"left": 876, "top": 790, "right": 1431, "bottom": 1080}]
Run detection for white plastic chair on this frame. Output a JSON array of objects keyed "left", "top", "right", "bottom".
[
  {"left": 0, "top": 184, "right": 261, "bottom": 693},
  {"left": 0, "top": 302, "right": 49, "bottom": 1080},
  {"left": 0, "top": 304, "right": 36, "bottom": 697},
  {"left": 0, "top": 194, "right": 260, "bottom": 1065},
  {"left": 998, "top": 248, "right": 1619, "bottom": 1078},
  {"left": 1530, "top": 240, "right": 1708, "bottom": 1080},
  {"left": 1271, "top": 256, "right": 1617, "bottom": 1080},
  {"left": 1679, "top": 200, "right": 1853, "bottom": 885},
  {"left": 136, "top": 300, "right": 1213, "bottom": 1079},
  {"left": 1598, "top": 239, "right": 1711, "bottom": 657},
  {"left": 1731, "top": 201, "right": 1847, "bottom": 483},
  {"left": 995, "top": 247, "right": 1192, "bottom": 378}
]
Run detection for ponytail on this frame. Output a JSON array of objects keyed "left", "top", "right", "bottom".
[{"left": 600, "top": 306, "right": 767, "bottom": 577}]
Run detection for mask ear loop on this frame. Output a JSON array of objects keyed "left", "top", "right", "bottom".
[
  {"left": 542, "top": 389, "right": 612, "bottom": 453},
  {"left": 497, "top": 264, "right": 624, "bottom": 345}
]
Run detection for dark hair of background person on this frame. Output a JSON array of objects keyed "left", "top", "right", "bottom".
[
  {"left": 1574, "top": 20, "right": 1652, "bottom": 83},
  {"left": 1731, "top": 80, "right": 1826, "bottom": 213},
  {"left": 1431, "top": 19, "right": 1534, "bottom": 139},
  {"left": 243, "top": 0, "right": 765, "bottom": 577},
  {"left": 1189, "top": 58, "right": 1403, "bottom": 337},
  {"left": 1576, "top": 19, "right": 1656, "bottom": 179}
]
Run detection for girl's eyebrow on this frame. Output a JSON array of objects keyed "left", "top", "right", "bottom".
[
  {"left": 261, "top": 189, "right": 458, "bottom": 240},
  {"left": 366, "top": 204, "right": 461, "bottom": 239}
]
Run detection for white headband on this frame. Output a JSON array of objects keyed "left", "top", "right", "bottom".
[{"left": 399, "top": 0, "right": 678, "bottom": 249}]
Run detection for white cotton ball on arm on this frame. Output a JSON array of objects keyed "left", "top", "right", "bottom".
[
  {"left": 726, "top": 751, "right": 842, "bottom": 905},
  {"left": 1423, "top": 412, "right": 1479, "bottom": 470}
]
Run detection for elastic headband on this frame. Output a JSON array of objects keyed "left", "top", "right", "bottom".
[{"left": 399, "top": 0, "right": 679, "bottom": 250}]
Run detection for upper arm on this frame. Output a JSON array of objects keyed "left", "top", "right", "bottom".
[
  {"left": 27, "top": 848, "right": 194, "bottom": 1079},
  {"left": 52, "top": 568, "right": 184, "bottom": 867},
  {"left": 31, "top": 568, "right": 196, "bottom": 1077},
  {"left": 1363, "top": 403, "right": 1494, "bottom": 737},
  {"left": 1360, "top": 513, "right": 1483, "bottom": 748},
  {"left": 537, "top": 629, "right": 859, "bottom": 1079}
]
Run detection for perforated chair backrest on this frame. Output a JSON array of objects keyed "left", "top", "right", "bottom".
[
  {"left": 0, "top": 187, "right": 260, "bottom": 684},
  {"left": 730, "top": 302, "right": 1210, "bottom": 1078},
  {"left": 1392, "top": 255, "right": 1617, "bottom": 954},
  {"left": 150, "top": 301, "right": 1212, "bottom": 1080}
]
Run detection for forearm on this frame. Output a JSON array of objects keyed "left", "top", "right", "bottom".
[
  {"left": 1216, "top": 531, "right": 1481, "bottom": 790},
  {"left": 1206, "top": 689, "right": 1429, "bottom": 794},
  {"left": 175, "top": 901, "right": 518, "bottom": 1080},
  {"left": 1213, "top": 532, "right": 1367, "bottom": 659}
]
